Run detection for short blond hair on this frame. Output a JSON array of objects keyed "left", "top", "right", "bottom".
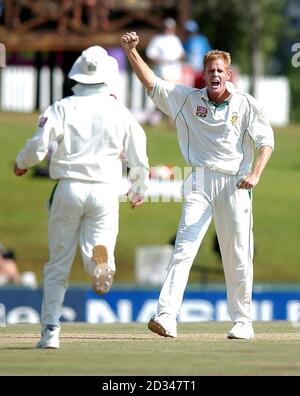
[{"left": 204, "top": 50, "right": 231, "bottom": 70}]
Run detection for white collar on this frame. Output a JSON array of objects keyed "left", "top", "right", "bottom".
[{"left": 71, "top": 83, "right": 109, "bottom": 96}]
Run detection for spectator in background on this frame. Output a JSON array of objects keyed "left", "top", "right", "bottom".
[
  {"left": 145, "top": 18, "right": 185, "bottom": 125},
  {"left": 0, "top": 243, "right": 21, "bottom": 285},
  {"left": 146, "top": 18, "right": 185, "bottom": 83},
  {"left": 183, "top": 19, "right": 212, "bottom": 88},
  {"left": 0, "top": 1, "right": 4, "bottom": 19}
]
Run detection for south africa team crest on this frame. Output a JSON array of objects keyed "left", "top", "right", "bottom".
[
  {"left": 231, "top": 112, "right": 239, "bottom": 125},
  {"left": 196, "top": 105, "right": 208, "bottom": 118}
]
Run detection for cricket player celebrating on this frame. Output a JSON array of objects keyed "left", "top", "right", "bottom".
[
  {"left": 14, "top": 46, "right": 149, "bottom": 348},
  {"left": 121, "top": 32, "right": 274, "bottom": 340}
]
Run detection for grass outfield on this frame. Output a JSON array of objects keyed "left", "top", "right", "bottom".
[
  {"left": 0, "top": 322, "right": 300, "bottom": 376},
  {"left": 0, "top": 112, "right": 300, "bottom": 284}
]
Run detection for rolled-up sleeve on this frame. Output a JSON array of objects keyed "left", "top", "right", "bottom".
[
  {"left": 247, "top": 95, "right": 275, "bottom": 151},
  {"left": 147, "top": 79, "right": 187, "bottom": 119}
]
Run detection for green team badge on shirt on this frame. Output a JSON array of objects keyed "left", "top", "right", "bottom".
[{"left": 231, "top": 112, "right": 239, "bottom": 125}]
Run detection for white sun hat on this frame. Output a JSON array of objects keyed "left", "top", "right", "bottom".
[{"left": 68, "top": 45, "right": 119, "bottom": 84}]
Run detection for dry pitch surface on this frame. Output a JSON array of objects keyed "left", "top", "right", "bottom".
[{"left": 0, "top": 322, "right": 300, "bottom": 376}]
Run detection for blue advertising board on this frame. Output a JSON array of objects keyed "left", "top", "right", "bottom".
[{"left": 0, "top": 285, "right": 300, "bottom": 324}]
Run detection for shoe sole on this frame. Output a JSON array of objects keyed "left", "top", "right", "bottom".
[
  {"left": 227, "top": 334, "right": 254, "bottom": 340},
  {"left": 148, "top": 319, "right": 175, "bottom": 338},
  {"left": 92, "top": 245, "right": 114, "bottom": 294},
  {"left": 35, "top": 343, "right": 59, "bottom": 349},
  {"left": 35, "top": 339, "right": 60, "bottom": 349}
]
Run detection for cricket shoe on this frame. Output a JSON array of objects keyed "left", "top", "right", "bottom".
[
  {"left": 92, "top": 245, "right": 115, "bottom": 294},
  {"left": 227, "top": 322, "right": 254, "bottom": 340},
  {"left": 36, "top": 325, "right": 60, "bottom": 349},
  {"left": 148, "top": 317, "right": 177, "bottom": 338}
]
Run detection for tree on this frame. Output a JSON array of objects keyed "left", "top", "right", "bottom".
[{"left": 191, "top": 0, "right": 287, "bottom": 96}]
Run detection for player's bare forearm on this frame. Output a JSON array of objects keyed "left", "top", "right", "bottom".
[
  {"left": 121, "top": 32, "right": 156, "bottom": 91},
  {"left": 251, "top": 145, "right": 273, "bottom": 178},
  {"left": 237, "top": 145, "right": 273, "bottom": 189}
]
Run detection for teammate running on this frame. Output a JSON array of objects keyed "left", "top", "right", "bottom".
[{"left": 14, "top": 45, "right": 149, "bottom": 348}]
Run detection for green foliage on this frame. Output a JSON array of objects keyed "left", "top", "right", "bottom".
[
  {"left": 288, "top": 66, "right": 300, "bottom": 122},
  {"left": 190, "top": 0, "right": 300, "bottom": 119},
  {"left": 1, "top": 113, "right": 300, "bottom": 285},
  {"left": 191, "top": 0, "right": 287, "bottom": 74}
]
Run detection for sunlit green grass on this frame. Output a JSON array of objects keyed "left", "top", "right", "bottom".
[
  {"left": 0, "top": 112, "right": 299, "bottom": 284},
  {"left": 0, "top": 322, "right": 299, "bottom": 376}
]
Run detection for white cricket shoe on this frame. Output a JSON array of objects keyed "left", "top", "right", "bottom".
[
  {"left": 36, "top": 325, "right": 60, "bottom": 349},
  {"left": 92, "top": 245, "right": 115, "bottom": 294},
  {"left": 148, "top": 317, "right": 177, "bottom": 338},
  {"left": 227, "top": 322, "right": 254, "bottom": 340}
]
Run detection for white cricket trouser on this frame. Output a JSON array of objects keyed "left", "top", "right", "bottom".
[
  {"left": 157, "top": 167, "right": 254, "bottom": 324},
  {"left": 41, "top": 179, "right": 119, "bottom": 326}
]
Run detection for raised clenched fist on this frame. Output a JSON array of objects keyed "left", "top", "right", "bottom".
[{"left": 120, "top": 32, "right": 139, "bottom": 51}]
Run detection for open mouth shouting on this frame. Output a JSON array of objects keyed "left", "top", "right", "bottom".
[{"left": 211, "top": 79, "right": 221, "bottom": 89}]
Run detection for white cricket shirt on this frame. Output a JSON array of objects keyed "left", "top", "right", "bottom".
[
  {"left": 148, "top": 79, "right": 274, "bottom": 175},
  {"left": 16, "top": 84, "right": 149, "bottom": 193},
  {"left": 146, "top": 34, "right": 185, "bottom": 81}
]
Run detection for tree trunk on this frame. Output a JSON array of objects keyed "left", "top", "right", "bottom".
[{"left": 249, "top": 0, "right": 264, "bottom": 97}]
